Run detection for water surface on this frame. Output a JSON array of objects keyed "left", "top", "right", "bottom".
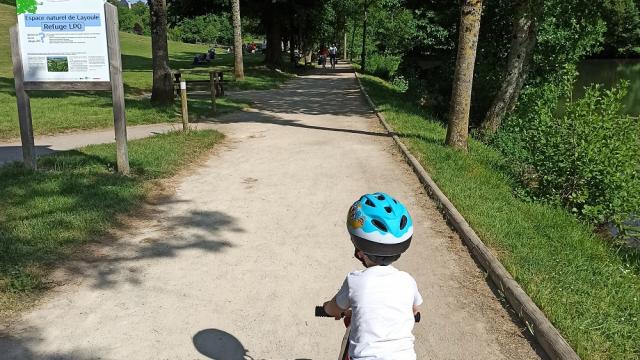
[{"left": 576, "top": 59, "right": 640, "bottom": 116}]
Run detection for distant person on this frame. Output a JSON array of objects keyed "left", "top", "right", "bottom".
[
  {"left": 329, "top": 43, "right": 338, "bottom": 69},
  {"left": 319, "top": 47, "right": 329, "bottom": 68},
  {"left": 192, "top": 53, "right": 208, "bottom": 65}
]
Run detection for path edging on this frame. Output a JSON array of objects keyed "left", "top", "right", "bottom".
[{"left": 353, "top": 71, "right": 580, "bottom": 360}]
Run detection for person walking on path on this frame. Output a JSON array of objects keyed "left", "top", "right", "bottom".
[
  {"left": 329, "top": 44, "right": 338, "bottom": 69},
  {"left": 319, "top": 46, "right": 329, "bottom": 68}
]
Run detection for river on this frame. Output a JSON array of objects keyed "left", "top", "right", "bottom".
[
  {"left": 577, "top": 59, "right": 640, "bottom": 243},
  {"left": 576, "top": 59, "right": 640, "bottom": 116}
]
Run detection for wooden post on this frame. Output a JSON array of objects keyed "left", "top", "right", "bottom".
[
  {"left": 9, "top": 26, "right": 36, "bottom": 170},
  {"left": 209, "top": 71, "right": 217, "bottom": 113},
  {"left": 105, "top": 3, "right": 130, "bottom": 175},
  {"left": 180, "top": 81, "right": 189, "bottom": 131},
  {"left": 343, "top": 31, "right": 347, "bottom": 60}
]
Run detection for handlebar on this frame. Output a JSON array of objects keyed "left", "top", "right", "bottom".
[
  {"left": 315, "top": 306, "right": 421, "bottom": 323},
  {"left": 315, "top": 305, "right": 333, "bottom": 317}
]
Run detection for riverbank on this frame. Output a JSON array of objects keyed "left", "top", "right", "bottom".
[{"left": 358, "top": 73, "right": 640, "bottom": 359}]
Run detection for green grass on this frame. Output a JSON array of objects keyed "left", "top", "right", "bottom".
[
  {"left": 359, "top": 74, "right": 640, "bottom": 360},
  {"left": 0, "top": 129, "right": 224, "bottom": 317},
  {"left": 0, "top": 4, "right": 292, "bottom": 140}
]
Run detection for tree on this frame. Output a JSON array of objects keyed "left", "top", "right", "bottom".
[
  {"left": 231, "top": 0, "right": 245, "bottom": 80},
  {"left": 479, "top": 0, "right": 538, "bottom": 137},
  {"left": 148, "top": 0, "right": 174, "bottom": 106},
  {"left": 264, "top": 1, "right": 285, "bottom": 68},
  {"left": 446, "top": 0, "right": 483, "bottom": 151},
  {"left": 360, "top": 0, "right": 371, "bottom": 72}
]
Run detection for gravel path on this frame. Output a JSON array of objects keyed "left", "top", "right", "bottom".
[
  {"left": 0, "top": 123, "right": 219, "bottom": 166},
  {"left": 0, "top": 64, "right": 544, "bottom": 359}
]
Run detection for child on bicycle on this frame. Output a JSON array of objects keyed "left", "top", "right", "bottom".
[{"left": 323, "top": 192, "right": 422, "bottom": 360}]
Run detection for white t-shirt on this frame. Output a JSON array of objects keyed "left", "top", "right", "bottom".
[
  {"left": 329, "top": 46, "right": 338, "bottom": 55},
  {"left": 335, "top": 266, "right": 423, "bottom": 360}
]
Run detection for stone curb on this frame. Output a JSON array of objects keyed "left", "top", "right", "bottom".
[{"left": 353, "top": 71, "right": 580, "bottom": 360}]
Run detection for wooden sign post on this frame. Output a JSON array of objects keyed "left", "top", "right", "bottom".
[{"left": 10, "top": 2, "right": 129, "bottom": 174}]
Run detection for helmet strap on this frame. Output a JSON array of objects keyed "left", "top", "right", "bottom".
[{"left": 354, "top": 248, "right": 370, "bottom": 268}]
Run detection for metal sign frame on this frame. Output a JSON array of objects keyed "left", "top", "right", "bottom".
[{"left": 9, "top": 2, "right": 129, "bottom": 174}]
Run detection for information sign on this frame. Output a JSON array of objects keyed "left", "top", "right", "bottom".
[{"left": 16, "top": 0, "right": 110, "bottom": 82}]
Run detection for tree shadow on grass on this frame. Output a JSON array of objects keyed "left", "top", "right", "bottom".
[
  {"left": 0, "top": 76, "right": 145, "bottom": 97},
  {"left": 0, "top": 153, "right": 143, "bottom": 290}
]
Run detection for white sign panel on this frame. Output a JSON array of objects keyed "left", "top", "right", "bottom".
[{"left": 16, "top": 0, "right": 110, "bottom": 82}]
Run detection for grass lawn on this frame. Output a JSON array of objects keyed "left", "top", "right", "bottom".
[
  {"left": 0, "top": 129, "right": 224, "bottom": 318},
  {"left": 0, "top": 4, "right": 291, "bottom": 140},
  {"left": 358, "top": 74, "right": 640, "bottom": 359}
]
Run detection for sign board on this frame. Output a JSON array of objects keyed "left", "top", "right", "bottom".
[
  {"left": 11, "top": 2, "right": 129, "bottom": 174},
  {"left": 16, "top": 0, "right": 110, "bottom": 82}
]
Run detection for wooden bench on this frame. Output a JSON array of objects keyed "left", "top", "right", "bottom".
[{"left": 172, "top": 69, "right": 227, "bottom": 97}]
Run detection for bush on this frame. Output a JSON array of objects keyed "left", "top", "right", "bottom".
[
  {"left": 365, "top": 54, "right": 401, "bottom": 79},
  {"left": 391, "top": 75, "right": 409, "bottom": 93},
  {"left": 495, "top": 79, "right": 640, "bottom": 227}
]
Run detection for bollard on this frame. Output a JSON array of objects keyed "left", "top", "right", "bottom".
[
  {"left": 180, "top": 81, "right": 189, "bottom": 131},
  {"left": 209, "top": 72, "right": 217, "bottom": 113}
]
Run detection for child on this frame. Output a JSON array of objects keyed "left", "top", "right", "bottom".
[{"left": 323, "top": 192, "right": 422, "bottom": 360}]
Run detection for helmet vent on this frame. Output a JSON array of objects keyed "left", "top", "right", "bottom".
[
  {"left": 372, "top": 219, "right": 388, "bottom": 232},
  {"left": 377, "top": 195, "right": 386, "bottom": 201},
  {"left": 400, "top": 215, "right": 408, "bottom": 230},
  {"left": 365, "top": 198, "right": 376, "bottom": 207},
  {"left": 384, "top": 206, "right": 392, "bottom": 213},
  {"left": 393, "top": 199, "right": 398, "bottom": 204}
]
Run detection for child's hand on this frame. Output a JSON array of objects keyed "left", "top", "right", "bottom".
[{"left": 323, "top": 298, "right": 346, "bottom": 320}]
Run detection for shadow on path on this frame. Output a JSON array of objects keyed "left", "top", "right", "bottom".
[
  {"left": 203, "top": 109, "right": 390, "bottom": 138},
  {"left": 0, "top": 327, "right": 105, "bottom": 360},
  {"left": 193, "top": 329, "right": 312, "bottom": 360},
  {"left": 0, "top": 145, "right": 57, "bottom": 166},
  {"left": 62, "top": 208, "right": 242, "bottom": 290},
  {"left": 228, "top": 67, "right": 369, "bottom": 117}
]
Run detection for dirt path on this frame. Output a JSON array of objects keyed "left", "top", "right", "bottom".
[
  {"left": 0, "top": 64, "right": 544, "bottom": 359},
  {"left": 0, "top": 123, "right": 219, "bottom": 166}
]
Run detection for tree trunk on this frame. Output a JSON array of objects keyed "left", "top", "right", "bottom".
[
  {"left": 350, "top": 21, "right": 356, "bottom": 62},
  {"left": 479, "top": 0, "right": 537, "bottom": 137},
  {"left": 148, "top": 0, "right": 173, "bottom": 106},
  {"left": 231, "top": 0, "right": 245, "bottom": 80},
  {"left": 446, "top": 0, "right": 483, "bottom": 151},
  {"left": 360, "top": 5, "right": 368, "bottom": 72},
  {"left": 344, "top": 31, "right": 347, "bottom": 59},
  {"left": 264, "top": 4, "right": 283, "bottom": 69}
]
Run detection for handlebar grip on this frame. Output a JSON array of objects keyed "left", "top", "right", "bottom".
[
  {"left": 315, "top": 306, "right": 332, "bottom": 317},
  {"left": 415, "top": 312, "right": 421, "bottom": 323}
]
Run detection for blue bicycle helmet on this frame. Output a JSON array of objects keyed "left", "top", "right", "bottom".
[{"left": 346, "top": 192, "right": 413, "bottom": 256}]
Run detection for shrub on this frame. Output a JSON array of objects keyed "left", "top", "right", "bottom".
[
  {"left": 366, "top": 54, "right": 401, "bottom": 79},
  {"left": 391, "top": 75, "right": 409, "bottom": 93},
  {"left": 495, "top": 79, "right": 640, "bottom": 227}
]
